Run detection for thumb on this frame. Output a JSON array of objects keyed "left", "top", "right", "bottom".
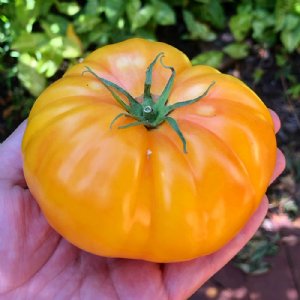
[{"left": 0, "top": 121, "right": 27, "bottom": 186}]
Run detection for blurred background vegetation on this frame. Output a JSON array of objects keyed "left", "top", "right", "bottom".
[{"left": 1, "top": 0, "right": 300, "bottom": 275}]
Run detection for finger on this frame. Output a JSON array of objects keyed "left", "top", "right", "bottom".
[
  {"left": 270, "top": 148, "right": 286, "bottom": 184},
  {"left": 268, "top": 109, "right": 285, "bottom": 182},
  {"left": 0, "top": 121, "right": 27, "bottom": 185},
  {"left": 269, "top": 109, "right": 281, "bottom": 133},
  {"left": 163, "top": 196, "right": 269, "bottom": 300},
  {"left": 106, "top": 258, "right": 168, "bottom": 299}
]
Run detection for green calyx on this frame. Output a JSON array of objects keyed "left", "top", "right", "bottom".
[{"left": 83, "top": 53, "right": 215, "bottom": 153}]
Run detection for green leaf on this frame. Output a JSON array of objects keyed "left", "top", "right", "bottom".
[
  {"left": 13, "top": 0, "right": 38, "bottom": 32},
  {"left": 74, "top": 15, "right": 101, "bottom": 34},
  {"left": 229, "top": 12, "right": 252, "bottom": 41},
  {"left": 166, "top": 0, "right": 187, "bottom": 4},
  {"left": 275, "top": 0, "right": 295, "bottom": 31},
  {"left": 183, "top": 10, "right": 216, "bottom": 41},
  {"left": 236, "top": 2, "right": 253, "bottom": 14},
  {"left": 48, "top": 36, "right": 64, "bottom": 50},
  {"left": 12, "top": 32, "right": 47, "bottom": 52},
  {"left": 284, "top": 13, "right": 300, "bottom": 31},
  {"left": 14, "top": 0, "right": 54, "bottom": 32},
  {"left": 38, "top": 0, "right": 56, "bottom": 15},
  {"left": 44, "top": 14, "right": 69, "bottom": 35},
  {"left": 281, "top": 26, "right": 300, "bottom": 52},
  {"left": 253, "top": 68, "right": 264, "bottom": 84},
  {"left": 295, "top": 2, "right": 300, "bottom": 14},
  {"left": 236, "top": 263, "right": 251, "bottom": 274},
  {"left": 275, "top": 52, "right": 288, "bottom": 66},
  {"left": 283, "top": 198, "right": 299, "bottom": 214},
  {"left": 195, "top": 0, "right": 210, "bottom": 4},
  {"left": 134, "top": 5, "right": 154, "bottom": 29},
  {"left": 126, "top": 0, "right": 154, "bottom": 32},
  {"left": 83, "top": 23, "right": 111, "bottom": 46},
  {"left": 134, "top": 28, "right": 156, "bottom": 40},
  {"left": 61, "top": 37, "right": 82, "bottom": 58},
  {"left": 55, "top": 1, "right": 81, "bottom": 16},
  {"left": 37, "top": 57, "right": 62, "bottom": 78},
  {"left": 17, "top": 61, "right": 46, "bottom": 96},
  {"left": 103, "top": 0, "right": 125, "bottom": 24},
  {"left": 198, "top": 0, "right": 226, "bottom": 29},
  {"left": 40, "top": 21, "right": 58, "bottom": 38},
  {"left": 191, "top": 50, "right": 224, "bottom": 68},
  {"left": 47, "top": 36, "right": 82, "bottom": 58},
  {"left": 288, "top": 83, "right": 300, "bottom": 99},
  {"left": 252, "top": 9, "right": 275, "bottom": 41},
  {"left": 84, "top": 0, "right": 103, "bottom": 15},
  {"left": 36, "top": 45, "right": 63, "bottom": 77},
  {"left": 18, "top": 53, "right": 38, "bottom": 68},
  {"left": 126, "top": 0, "right": 141, "bottom": 18},
  {"left": 223, "top": 43, "right": 250, "bottom": 59},
  {"left": 152, "top": 0, "right": 176, "bottom": 25}
]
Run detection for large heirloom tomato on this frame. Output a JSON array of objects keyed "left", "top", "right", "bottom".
[{"left": 22, "top": 38, "right": 277, "bottom": 262}]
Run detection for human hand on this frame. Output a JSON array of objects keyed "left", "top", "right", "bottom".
[{"left": 0, "top": 112, "right": 285, "bottom": 300}]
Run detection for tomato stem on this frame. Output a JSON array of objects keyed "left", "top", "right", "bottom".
[{"left": 83, "top": 54, "right": 215, "bottom": 153}]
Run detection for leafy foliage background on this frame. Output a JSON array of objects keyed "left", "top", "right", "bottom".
[{"left": 1, "top": 0, "right": 300, "bottom": 103}]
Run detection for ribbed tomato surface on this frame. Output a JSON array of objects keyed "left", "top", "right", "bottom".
[{"left": 22, "top": 38, "right": 277, "bottom": 262}]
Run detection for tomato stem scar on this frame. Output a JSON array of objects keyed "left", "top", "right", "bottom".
[{"left": 83, "top": 54, "right": 215, "bottom": 153}]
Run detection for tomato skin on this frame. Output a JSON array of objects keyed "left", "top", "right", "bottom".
[{"left": 22, "top": 38, "right": 277, "bottom": 262}]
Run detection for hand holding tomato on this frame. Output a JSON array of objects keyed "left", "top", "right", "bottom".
[{"left": 0, "top": 116, "right": 284, "bottom": 299}]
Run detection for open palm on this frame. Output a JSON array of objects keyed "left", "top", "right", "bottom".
[{"left": 0, "top": 113, "right": 285, "bottom": 300}]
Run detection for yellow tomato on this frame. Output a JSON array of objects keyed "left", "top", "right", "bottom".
[{"left": 22, "top": 38, "right": 277, "bottom": 262}]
